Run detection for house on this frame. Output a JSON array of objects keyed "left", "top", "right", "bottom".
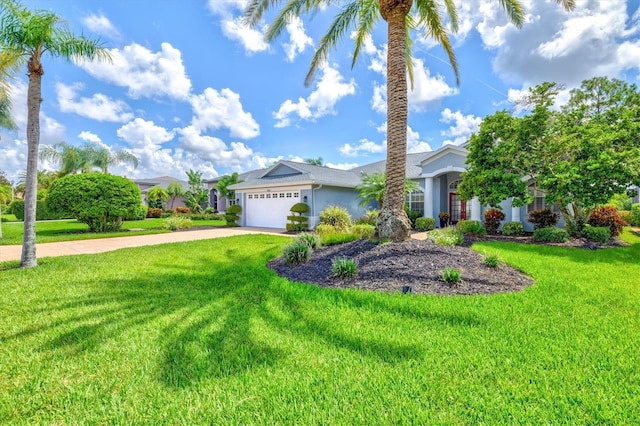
[
  {"left": 228, "top": 144, "right": 566, "bottom": 231},
  {"left": 131, "top": 176, "right": 189, "bottom": 210},
  {"left": 204, "top": 170, "right": 258, "bottom": 213}
]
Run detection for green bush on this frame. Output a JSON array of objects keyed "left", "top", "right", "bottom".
[
  {"left": 315, "top": 224, "right": 337, "bottom": 236},
  {"left": 632, "top": 204, "right": 640, "bottom": 227},
  {"left": 483, "top": 208, "right": 505, "bottom": 234},
  {"left": 533, "top": 227, "right": 569, "bottom": 243},
  {"left": 528, "top": 208, "right": 559, "bottom": 230},
  {"left": 146, "top": 208, "right": 163, "bottom": 218},
  {"left": 354, "top": 209, "right": 379, "bottom": 226},
  {"left": 8, "top": 199, "right": 67, "bottom": 221},
  {"left": 428, "top": 226, "right": 464, "bottom": 246},
  {"left": 619, "top": 210, "right": 632, "bottom": 226},
  {"left": 331, "top": 256, "right": 358, "bottom": 279},
  {"left": 290, "top": 202, "right": 310, "bottom": 214},
  {"left": 8, "top": 199, "right": 24, "bottom": 220},
  {"left": 582, "top": 225, "right": 610, "bottom": 244},
  {"left": 415, "top": 217, "right": 435, "bottom": 231},
  {"left": 282, "top": 241, "right": 313, "bottom": 265},
  {"left": 125, "top": 204, "right": 148, "bottom": 221},
  {"left": 181, "top": 213, "right": 225, "bottom": 221},
  {"left": 162, "top": 216, "right": 193, "bottom": 231},
  {"left": 225, "top": 204, "right": 242, "bottom": 226},
  {"left": 441, "top": 267, "right": 461, "bottom": 284},
  {"left": 483, "top": 253, "right": 500, "bottom": 268},
  {"left": 456, "top": 220, "right": 486, "bottom": 236},
  {"left": 296, "top": 232, "right": 321, "bottom": 250},
  {"left": 175, "top": 206, "right": 191, "bottom": 214},
  {"left": 405, "top": 208, "right": 422, "bottom": 228},
  {"left": 351, "top": 224, "right": 375, "bottom": 239},
  {"left": 319, "top": 205, "right": 351, "bottom": 231},
  {"left": 46, "top": 173, "right": 142, "bottom": 232},
  {"left": 321, "top": 232, "right": 359, "bottom": 246},
  {"left": 588, "top": 206, "right": 626, "bottom": 236},
  {"left": 1, "top": 214, "right": 18, "bottom": 222},
  {"left": 502, "top": 221, "right": 525, "bottom": 236}
]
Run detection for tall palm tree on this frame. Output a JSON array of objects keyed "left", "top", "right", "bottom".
[
  {"left": 245, "top": 0, "right": 575, "bottom": 241},
  {"left": 356, "top": 172, "right": 418, "bottom": 208},
  {"left": 0, "top": 49, "right": 19, "bottom": 131},
  {"left": 85, "top": 143, "right": 138, "bottom": 173},
  {"left": 0, "top": 0, "right": 111, "bottom": 267},
  {"left": 40, "top": 142, "right": 91, "bottom": 176}
]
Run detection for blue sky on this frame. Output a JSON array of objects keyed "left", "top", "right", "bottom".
[{"left": 1, "top": 0, "right": 639, "bottom": 183}]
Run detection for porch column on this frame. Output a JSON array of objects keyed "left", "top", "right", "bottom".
[
  {"left": 424, "top": 177, "right": 434, "bottom": 218},
  {"left": 471, "top": 197, "right": 481, "bottom": 222},
  {"left": 511, "top": 199, "right": 521, "bottom": 223}
]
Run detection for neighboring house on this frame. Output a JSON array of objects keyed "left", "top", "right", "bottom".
[
  {"left": 204, "top": 170, "right": 257, "bottom": 213},
  {"left": 228, "top": 144, "right": 567, "bottom": 231},
  {"left": 131, "top": 176, "right": 189, "bottom": 210}
]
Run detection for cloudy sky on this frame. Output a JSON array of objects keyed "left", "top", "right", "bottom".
[{"left": 1, "top": 0, "right": 639, "bottom": 182}]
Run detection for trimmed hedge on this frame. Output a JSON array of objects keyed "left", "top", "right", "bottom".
[
  {"left": 8, "top": 199, "right": 70, "bottom": 221},
  {"left": 457, "top": 219, "right": 486, "bottom": 236},
  {"left": 502, "top": 221, "right": 525, "bottom": 236},
  {"left": 415, "top": 217, "right": 436, "bottom": 231},
  {"left": 533, "top": 227, "right": 569, "bottom": 243}
]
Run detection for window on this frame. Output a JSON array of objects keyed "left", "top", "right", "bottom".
[
  {"left": 527, "top": 184, "right": 559, "bottom": 214},
  {"left": 279, "top": 193, "right": 285, "bottom": 198},
  {"left": 405, "top": 190, "right": 424, "bottom": 215},
  {"left": 259, "top": 194, "right": 265, "bottom": 199},
  {"left": 266, "top": 194, "right": 271, "bottom": 198},
  {"left": 293, "top": 192, "right": 299, "bottom": 198},
  {"left": 286, "top": 193, "right": 292, "bottom": 198},
  {"left": 248, "top": 194, "right": 253, "bottom": 199},
  {"left": 449, "top": 179, "right": 462, "bottom": 191}
]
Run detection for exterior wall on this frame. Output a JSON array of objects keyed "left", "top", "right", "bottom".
[
  {"left": 267, "top": 165, "right": 299, "bottom": 177},
  {"left": 309, "top": 186, "right": 367, "bottom": 228},
  {"left": 422, "top": 152, "right": 467, "bottom": 176}
]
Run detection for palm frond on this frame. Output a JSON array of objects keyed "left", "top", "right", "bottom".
[
  {"left": 497, "top": 0, "right": 524, "bottom": 28},
  {"left": 350, "top": 0, "right": 378, "bottom": 70}
]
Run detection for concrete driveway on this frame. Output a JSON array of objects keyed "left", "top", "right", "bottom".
[{"left": 0, "top": 227, "right": 290, "bottom": 263}]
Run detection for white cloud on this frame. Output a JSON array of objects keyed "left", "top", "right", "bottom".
[
  {"left": 339, "top": 138, "right": 386, "bottom": 157},
  {"left": 283, "top": 16, "right": 314, "bottom": 62},
  {"left": 326, "top": 162, "right": 360, "bottom": 170},
  {"left": 56, "top": 82, "right": 133, "bottom": 122},
  {"left": 78, "top": 131, "right": 102, "bottom": 144},
  {"left": 178, "top": 126, "right": 255, "bottom": 168},
  {"left": 79, "top": 42, "right": 192, "bottom": 100},
  {"left": 82, "top": 13, "right": 121, "bottom": 40},
  {"left": 274, "top": 63, "right": 356, "bottom": 127},
  {"left": 439, "top": 108, "right": 482, "bottom": 146},
  {"left": 207, "top": 0, "right": 269, "bottom": 54},
  {"left": 189, "top": 88, "right": 260, "bottom": 139},
  {"left": 116, "top": 118, "right": 175, "bottom": 148}
]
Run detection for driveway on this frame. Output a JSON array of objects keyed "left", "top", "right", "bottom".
[{"left": 0, "top": 227, "right": 290, "bottom": 263}]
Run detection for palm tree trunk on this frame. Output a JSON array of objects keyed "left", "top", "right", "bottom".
[
  {"left": 21, "top": 57, "right": 43, "bottom": 268},
  {"left": 375, "top": 0, "right": 412, "bottom": 242}
]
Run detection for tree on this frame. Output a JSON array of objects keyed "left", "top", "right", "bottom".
[
  {"left": 244, "top": 0, "right": 574, "bottom": 241},
  {"left": 304, "top": 157, "right": 323, "bottom": 166},
  {"left": 47, "top": 173, "right": 141, "bottom": 233},
  {"left": 40, "top": 142, "right": 138, "bottom": 176},
  {"left": 0, "top": 182, "right": 12, "bottom": 239},
  {"left": 0, "top": 0, "right": 111, "bottom": 267},
  {"left": 166, "top": 181, "right": 186, "bottom": 211},
  {"left": 216, "top": 172, "right": 242, "bottom": 204},
  {"left": 0, "top": 93, "right": 15, "bottom": 130},
  {"left": 146, "top": 185, "right": 169, "bottom": 210},
  {"left": 460, "top": 77, "right": 640, "bottom": 235},
  {"left": 0, "top": 169, "right": 11, "bottom": 187},
  {"left": 85, "top": 143, "right": 138, "bottom": 173},
  {"left": 184, "top": 169, "right": 208, "bottom": 213},
  {"left": 355, "top": 172, "right": 418, "bottom": 209}
]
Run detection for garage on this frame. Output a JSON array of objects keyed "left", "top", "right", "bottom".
[{"left": 245, "top": 190, "right": 300, "bottom": 228}]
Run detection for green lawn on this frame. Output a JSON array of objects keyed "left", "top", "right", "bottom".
[
  {"left": 0, "top": 218, "right": 226, "bottom": 245},
  {"left": 1, "top": 231, "right": 639, "bottom": 424}
]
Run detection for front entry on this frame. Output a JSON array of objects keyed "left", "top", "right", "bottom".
[{"left": 449, "top": 193, "right": 467, "bottom": 224}]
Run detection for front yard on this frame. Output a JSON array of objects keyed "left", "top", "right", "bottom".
[{"left": 0, "top": 231, "right": 638, "bottom": 424}]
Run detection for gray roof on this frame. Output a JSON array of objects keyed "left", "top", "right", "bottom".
[
  {"left": 132, "top": 176, "right": 188, "bottom": 190},
  {"left": 351, "top": 152, "right": 431, "bottom": 180}
]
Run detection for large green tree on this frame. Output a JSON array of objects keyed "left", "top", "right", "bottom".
[
  {"left": 245, "top": 0, "right": 574, "bottom": 241},
  {"left": 184, "top": 169, "right": 208, "bottom": 213},
  {"left": 0, "top": 0, "right": 110, "bottom": 267},
  {"left": 460, "top": 77, "right": 640, "bottom": 234}
]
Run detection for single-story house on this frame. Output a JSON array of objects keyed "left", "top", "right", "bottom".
[
  {"left": 131, "top": 176, "right": 189, "bottom": 210},
  {"left": 227, "top": 144, "right": 561, "bottom": 231}
]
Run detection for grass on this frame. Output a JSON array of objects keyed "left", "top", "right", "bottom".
[
  {"left": 0, "top": 230, "right": 639, "bottom": 424},
  {"left": 0, "top": 218, "right": 226, "bottom": 245}
]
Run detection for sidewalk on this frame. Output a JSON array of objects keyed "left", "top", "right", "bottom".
[{"left": 0, "top": 227, "right": 290, "bottom": 263}]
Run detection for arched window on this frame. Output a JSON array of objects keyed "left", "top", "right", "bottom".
[
  {"left": 405, "top": 190, "right": 424, "bottom": 215},
  {"left": 449, "top": 179, "right": 462, "bottom": 191}
]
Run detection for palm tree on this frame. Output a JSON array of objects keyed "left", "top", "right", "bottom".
[
  {"left": 304, "top": 157, "right": 324, "bottom": 166},
  {"left": 245, "top": 0, "right": 574, "bottom": 241},
  {"left": 356, "top": 172, "right": 418, "bottom": 208},
  {"left": 146, "top": 185, "right": 169, "bottom": 210},
  {"left": 86, "top": 143, "right": 138, "bottom": 173},
  {"left": 0, "top": 0, "right": 111, "bottom": 267},
  {"left": 0, "top": 93, "right": 15, "bottom": 130},
  {"left": 166, "top": 181, "right": 186, "bottom": 211},
  {"left": 0, "top": 49, "right": 19, "bottom": 131},
  {"left": 39, "top": 142, "right": 91, "bottom": 176},
  {"left": 216, "top": 172, "right": 242, "bottom": 204}
]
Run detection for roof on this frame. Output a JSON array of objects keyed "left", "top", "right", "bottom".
[
  {"left": 132, "top": 176, "right": 188, "bottom": 190},
  {"left": 350, "top": 152, "right": 431, "bottom": 180}
]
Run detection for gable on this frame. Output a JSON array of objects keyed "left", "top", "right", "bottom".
[
  {"left": 421, "top": 151, "right": 467, "bottom": 176},
  {"left": 263, "top": 163, "right": 303, "bottom": 177}
]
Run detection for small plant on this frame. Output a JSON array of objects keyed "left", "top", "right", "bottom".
[
  {"left": 146, "top": 207, "right": 163, "bottom": 218},
  {"left": 415, "top": 217, "right": 436, "bottom": 231},
  {"left": 428, "top": 226, "right": 464, "bottom": 246},
  {"left": 162, "top": 216, "right": 193, "bottom": 231},
  {"left": 405, "top": 208, "right": 422, "bottom": 228},
  {"left": 314, "top": 224, "right": 337, "bottom": 236},
  {"left": 175, "top": 206, "right": 191, "bottom": 214},
  {"left": 438, "top": 211, "right": 450, "bottom": 227},
  {"left": 282, "top": 241, "right": 313, "bottom": 265},
  {"left": 225, "top": 204, "right": 242, "bottom": 226},
  {"left": 287, "top": 202, "right": 310, "bottom": 232},
  {"left": 502, "top": 221, "right": 525, "bottom": 236},
  {"left": 321, "top": 232, "right": 359, "bottom": 246},
  {"left": 457, "top": 220, "right": 486, "bottom": 236},
  {"left": 483, "top": 252, "right": 500, "bottom": 268},
  {"left": 319, "top": 205, "right": 352, "bottom": 231},
  {"left": 354, "top": 209, "right": 379, "bottom": 226},
  {"left": 331, "top": 256, "right": 358, "bottom": 279},
  {"left": 296, "top": 232, "right": 321, "bottom": 250},
  {"left": 582, "top": 225, "right": 610, "bottom": 244},
  {"left": 351, "top": 224, "right": 375, "bottom": 239},
  {"left": 483, "top": 208, "right": 505, "bottom": 234},
  {"left": 588, "top": 205, "right": 626, "bottom": 236},
  {"left": 528, "top": 208, "right": 559, "bottom": 230},
  {"left": 441, "top": 267, "right": 461, "bottom": 284},
  {"left": 533, "top": 226, "right": 569, "bottom": 243}
]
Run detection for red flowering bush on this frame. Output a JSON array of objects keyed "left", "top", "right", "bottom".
[
  {"left": 588, "top": 206, "right": 627, "bottom": 236},
  {"left": 483, "top": 208, "right": 505, "bottom": 234},
  {"left": 175, "top": 206, "right": 191, "bottom": 214},
  {"left": 527, "top": 208, "right": 559, "bottom": 230},
  {"left": 146, "top": 208, "right": 163, "bottom": 218}
]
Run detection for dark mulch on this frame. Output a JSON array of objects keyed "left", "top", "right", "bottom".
[{"left": 268, "top": 238, "right": 533, "bottom": 296}]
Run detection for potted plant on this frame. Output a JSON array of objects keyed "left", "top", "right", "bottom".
[{"left": 438, "top": 211, "right": 450, "bottom": 228}]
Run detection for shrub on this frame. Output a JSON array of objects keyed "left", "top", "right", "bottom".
[
  {"left": 528, "top": 208, "right": 559, "bottom": 230},
  {"left": 582, "top": 225, "right": 610, "bottom": 244},
  {"left": 1, "top": 214, "right": 17, "bottom": 222},
  {"left": 405, "top": 208, "right": 421, "bottom": 228},
  {"left": 290, "top": 202, "right": 310, "bottom": 214},
  {"left": 619, "top": 210, "right": 632, "bottom": 226},
  {"left": 175, "top": 206, "right": 191, "bottom": 214},
  {"left": 588, "top": 205, "right": 626, "bottom": 236},
  {"left": 296, "top": 232, "right": 321, "bottom": 250},
  {"left": 146, "top": 208, "right": 163, "bottom": 218},
  {"left": 282, "top": 241, "right": 312, "bottom": 265},
  {"left": 354, "top": 209, "right": 379, "bottom": 226},
  {"left": 287, "top": 202, "right": 310, "bottom": 232},
  {"left": 8, "top": 199, "right": 68, "bottom": 221},
  {"left": 331, "top": 256, "right": 358, "bottom": 279},
  {"left": 457, "top": 220, "right": 486, "bottom": 236},
  {"left": 321, "top": 232, "right": 359, "bottom": 246},
  {"left": 319, "top": 205, "right": 351, "bottom": 231},
  {"left": 415, "top": 217, "right": 436, "bottom": 231},
  {"left": 502, "top": 221, "right": 525, "bottom": 236},
  {"left": 47, "top": 173, "right": 141, "bottom": 233},
  {"left": 533, "top": 227, "right": 569, "bottom": 243},
  {"left": 483, "top": 253, "right": 500, "bottom": 268},
  {"left": 351, "top": 224, "right": 375, "bottom": 239},
  {"left": 483, "top": 208, "right": 505, "bottom": 234},
  {"left": 632, "top": 204, "right": 640, "bottom": 227},
  {"left": 125, "top": 204, "right": 148, "bottom": 221},
  {"left": 225, "top": 204, "right": 242, "bottom": 226},
  {"left": 204, "top": 207, "right": 216, "bottom": 214},
  {"left": 428, "top": 226, "right": 464, "bottom": 246},
  {"left": 441, "top": 267, "right": 461, "bottom": 284},
  {"left": 8, "top": 200, "right": 24, "bottom": 220},
  {"left": 314, "top": 224, "right": 337, "bottom": 236},
  {"left": 162, "top": 216, "right": 193, "bottom": 231}
]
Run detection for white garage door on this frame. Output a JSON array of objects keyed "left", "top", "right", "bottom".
[{"left": 245, "top": 191, "right": 300, "bottom": 228}]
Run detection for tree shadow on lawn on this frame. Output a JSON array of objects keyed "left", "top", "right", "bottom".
[{"left": 3, "top": 242, "right": 483, "bottom": 390}]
